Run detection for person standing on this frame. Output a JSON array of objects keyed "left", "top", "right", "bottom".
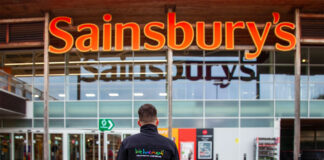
[{"left": 117, "top": 104, "right": 179, "bottom": 160}]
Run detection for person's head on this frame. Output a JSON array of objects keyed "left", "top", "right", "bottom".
[{"left": 137, "top": 104, "right": 159, "bottom": 127}]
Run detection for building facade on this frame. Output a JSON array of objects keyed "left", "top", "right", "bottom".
[{"left": 0, "top": 0, "right": 324, "bottom": 159}]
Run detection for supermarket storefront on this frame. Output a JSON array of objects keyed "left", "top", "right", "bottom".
[{"left": 0, "top": 1, "right": 324, "bottom": 159}]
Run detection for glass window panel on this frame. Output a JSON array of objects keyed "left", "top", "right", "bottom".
[
  {"left": 173, "top": 64, "right": 204, "bottom": 82},
  {"left": 33, "top": 84, "right": 44, "bottom": 100},
  {"left": 275, "top": 50, "right": 294, "bottom": 64},
  {"left": 205, "top": 82, "right": 239, "bottom": 100},
  {"left": 173, "top": 119, "right": 203, "bottom": 128},
  {"left": 99, "top": 64, "right": 133, "bottom": 82},
  {"left": 100, "top": 51, "right": 133, "bottom": 61},
  {"left": 173, "top": 101, "right": 203, "bottom": 117},
  {"left": 134, "top": 82, "right": 166, "bottom": 100},
  {"left": 99, "top": 82, "right": 132, "bottom": 100},
  {"left": 133, "top": 64, "right": 166, "bottom": 82},
  {"left": 111, "top": 119, "right": 132, "bottom": 129},
  {"left": 275, "top": 83, "right": 308, "bottom": 100},
  {"left": 240, "top": 82, "right": 273, "bottom": 100},
  {"left": 173, "top": 51, "right": 204, "bottom": 63},
  {"left": 241, "top": 119, "right": 274, "bottom": 127},
  {"left": 275, "top": 65, "right": 308, "bottom": 82},
  {"left": 66, "top": 119, "right": 97, "bottom": 128},
  {"left": 205, "top": 119, "right": 238, "bottom": 128},
  {"left": 173, "top": 82, "right": 203, "bottom": 100},
  {"left": 134, "top": 101, "right": 167, "bottom": 117},
  {"left": 310, "top": 83, "right": 324, "bottom": 100},
  {"left": 49, "top": 83, "right": 65, "bottom": 100},
  {"left": 310, "top": 101, "right": 324, "bottom": 117},
  {"left": 256, "top": 65, "right": 274, "bottom": 82},
  {"left": 275, "top": 101, "right": 308, "bottom": 117},
  {"left": 310, "top": 66, "right": 324, "bottom": 82},
  {"left": 205, "top": 51, "right": 239, "bottom": 63},
  {"left": 33, "top": 119, "right": 64, "bottom": 128},
  {"left": 205, "top": 101, "right": 239, "bottom": 117},
  {"left": 33, "top": 102, "right": 64, "bottom": 117},
  {"left": 241, "top": 101, "right": 274, "bottom": 117},
  {"left": 66, "top": 102, "right": 97, "bottom": 117},
  {"left": 67, "top": 83, "right": 98, "bottom": 100},
  {"left": 205, "top": 64, "right": 239, "bottom": 82},
  {"left": 2, "top": 119, "right": 32, "bottom": 128},
  {"left": 99, "top": 101, "right": 132, "bottom": 117},
  {"left": 5, "top": 52, "right": 33, "bottom": 84},
  {"left": 309, "top": 47, "right": 324, "bottom": 64},
  {"left": 241, "top": 51, "right": 274, "bottom": 64},
  {"left": 134, "top": 51, "right": 166, "bottom": 82}
]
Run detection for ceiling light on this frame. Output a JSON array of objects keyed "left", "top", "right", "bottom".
[
  {"left": 58, "top": 94, "right": 65, "bottom": 97},
  {"left": 34, "top": 95, "right": 39, "bottom": 98},
  {"left": 109, "top": 93, "right": 119, "bottom": 97},
  {"left": 302, "top": 59, "right": 307, "bottom": 63},
  {"left": 159, "top": 93, "right": 167, "bottom": 96},
  {"left": 134, "top": 93, "right": 144, "bottom": 96},
  {"left": 85, "top": 93, "right": 96, "bottom": 97}
]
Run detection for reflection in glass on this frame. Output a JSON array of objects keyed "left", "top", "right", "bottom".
[
  {"left": 33, "top": 102, "right": 64, "bottom": 118},
  {"left": 51, "top": 134, "right": 63, "bottom": 160},
  {"left": 310, "top": 83, "right": 324, "bottom": 99},
  {"left": 68, "top": 83, "right": 98, "bottom": 100},
  {"left": 134, "top": 82, "right": 167, "bottom": 100},
  {"left": 69, "top": 134, "right": 82, "bottom": 160},
  {"left": 275, "top": 50, "right": 294, "bottom": 64},
  {"left": 241, "top": 51, "right": 274, "bottom": 64},
  {"left": 100, "top": 82, "right": 132, "bottom": 100},
  {"left": 205, "top": 82, "right": 239, "bottom": 99},
  {"left": 205, "top": 51, "right": 239, "bottom": 63},
  {"left": 34, "top": 134, "right": 43, "bottom": 160},
  {"left": 275, "top": 83, "right": 308, "bottom": 100},
  {"left": 240, "top": 82, "right": 273, "bottom": 100},
  {"left": 173, "top": 51, "right": 204, "bottom": 63},
  {"left": 173, "top": 81, "right": 203, "bottom": 99},
  {"left": 310, "top": 66, "right": 324, "bottom": 82}
]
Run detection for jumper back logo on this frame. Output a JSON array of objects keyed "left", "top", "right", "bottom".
[
  {"left": 49, "top": 12, "right": 295, "bottom": 60},
  {"left": 135, "top": 148, "right": 165, "bottom": 158}
]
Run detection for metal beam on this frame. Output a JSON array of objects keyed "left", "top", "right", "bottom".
[
  {"left": 300, "top": 13, "right": 324, "bottom": 18},
  {"left": 0, "top": 42, "right": 44, "bottom": 49},
  {"left": 294, "top": 8, "right": 301, "bottom": 160},
  {"left": 167, "top": 7, "right": 173, "bottom": 140},
  {"left": 43, "top": 12, "right": 50, "bottom": 160},
  {"left": 0, "top": 17, "right": 45, "bottom": 24},
  {"left": 301, "top": 38, "right": 324, "bottom": 44}
]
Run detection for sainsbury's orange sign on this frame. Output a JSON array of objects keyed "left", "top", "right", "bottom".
[{"left": 49, "top": 12, "right": 295, "bottom": 60}]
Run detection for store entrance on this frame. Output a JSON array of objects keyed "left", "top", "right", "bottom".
[
  {"left": 281, "top": 119, "right": 324, "bottom": 159},
  {"left": 0, "top": 130, "right": 136, "bottom": 160}
]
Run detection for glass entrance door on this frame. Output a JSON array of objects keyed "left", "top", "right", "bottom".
[
  {"left": 51, "top": 134, "right": 63, "bottom": 160},
  {"left": 33, "top": 133, "right": 43, "bottom": 160},
  {"left": 85, "top": 134, "right": 99, "bottom": 160},
  {"left": 107, "top": 134, "right": 122, "bottom": 160},
  {"left": 69, "top": 134, "right": 82, "bottom": 160},
  {"left": 0, "top": 133, "right": 11, "bottom": 160},
  {"left": 13, "top": 133, "right": 26, "bottom": 160}
]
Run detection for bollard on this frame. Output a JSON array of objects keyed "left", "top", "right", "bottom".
[
  {"left": 216, "top": 153, "right": 218, "bottom": 160},
  {"left": 243, "top": 153, "right": 247, "bottom": 160}
]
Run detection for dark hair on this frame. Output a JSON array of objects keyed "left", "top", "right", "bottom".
[{"left": 138, "top": 104, "right": 157, "bottom": 123}]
